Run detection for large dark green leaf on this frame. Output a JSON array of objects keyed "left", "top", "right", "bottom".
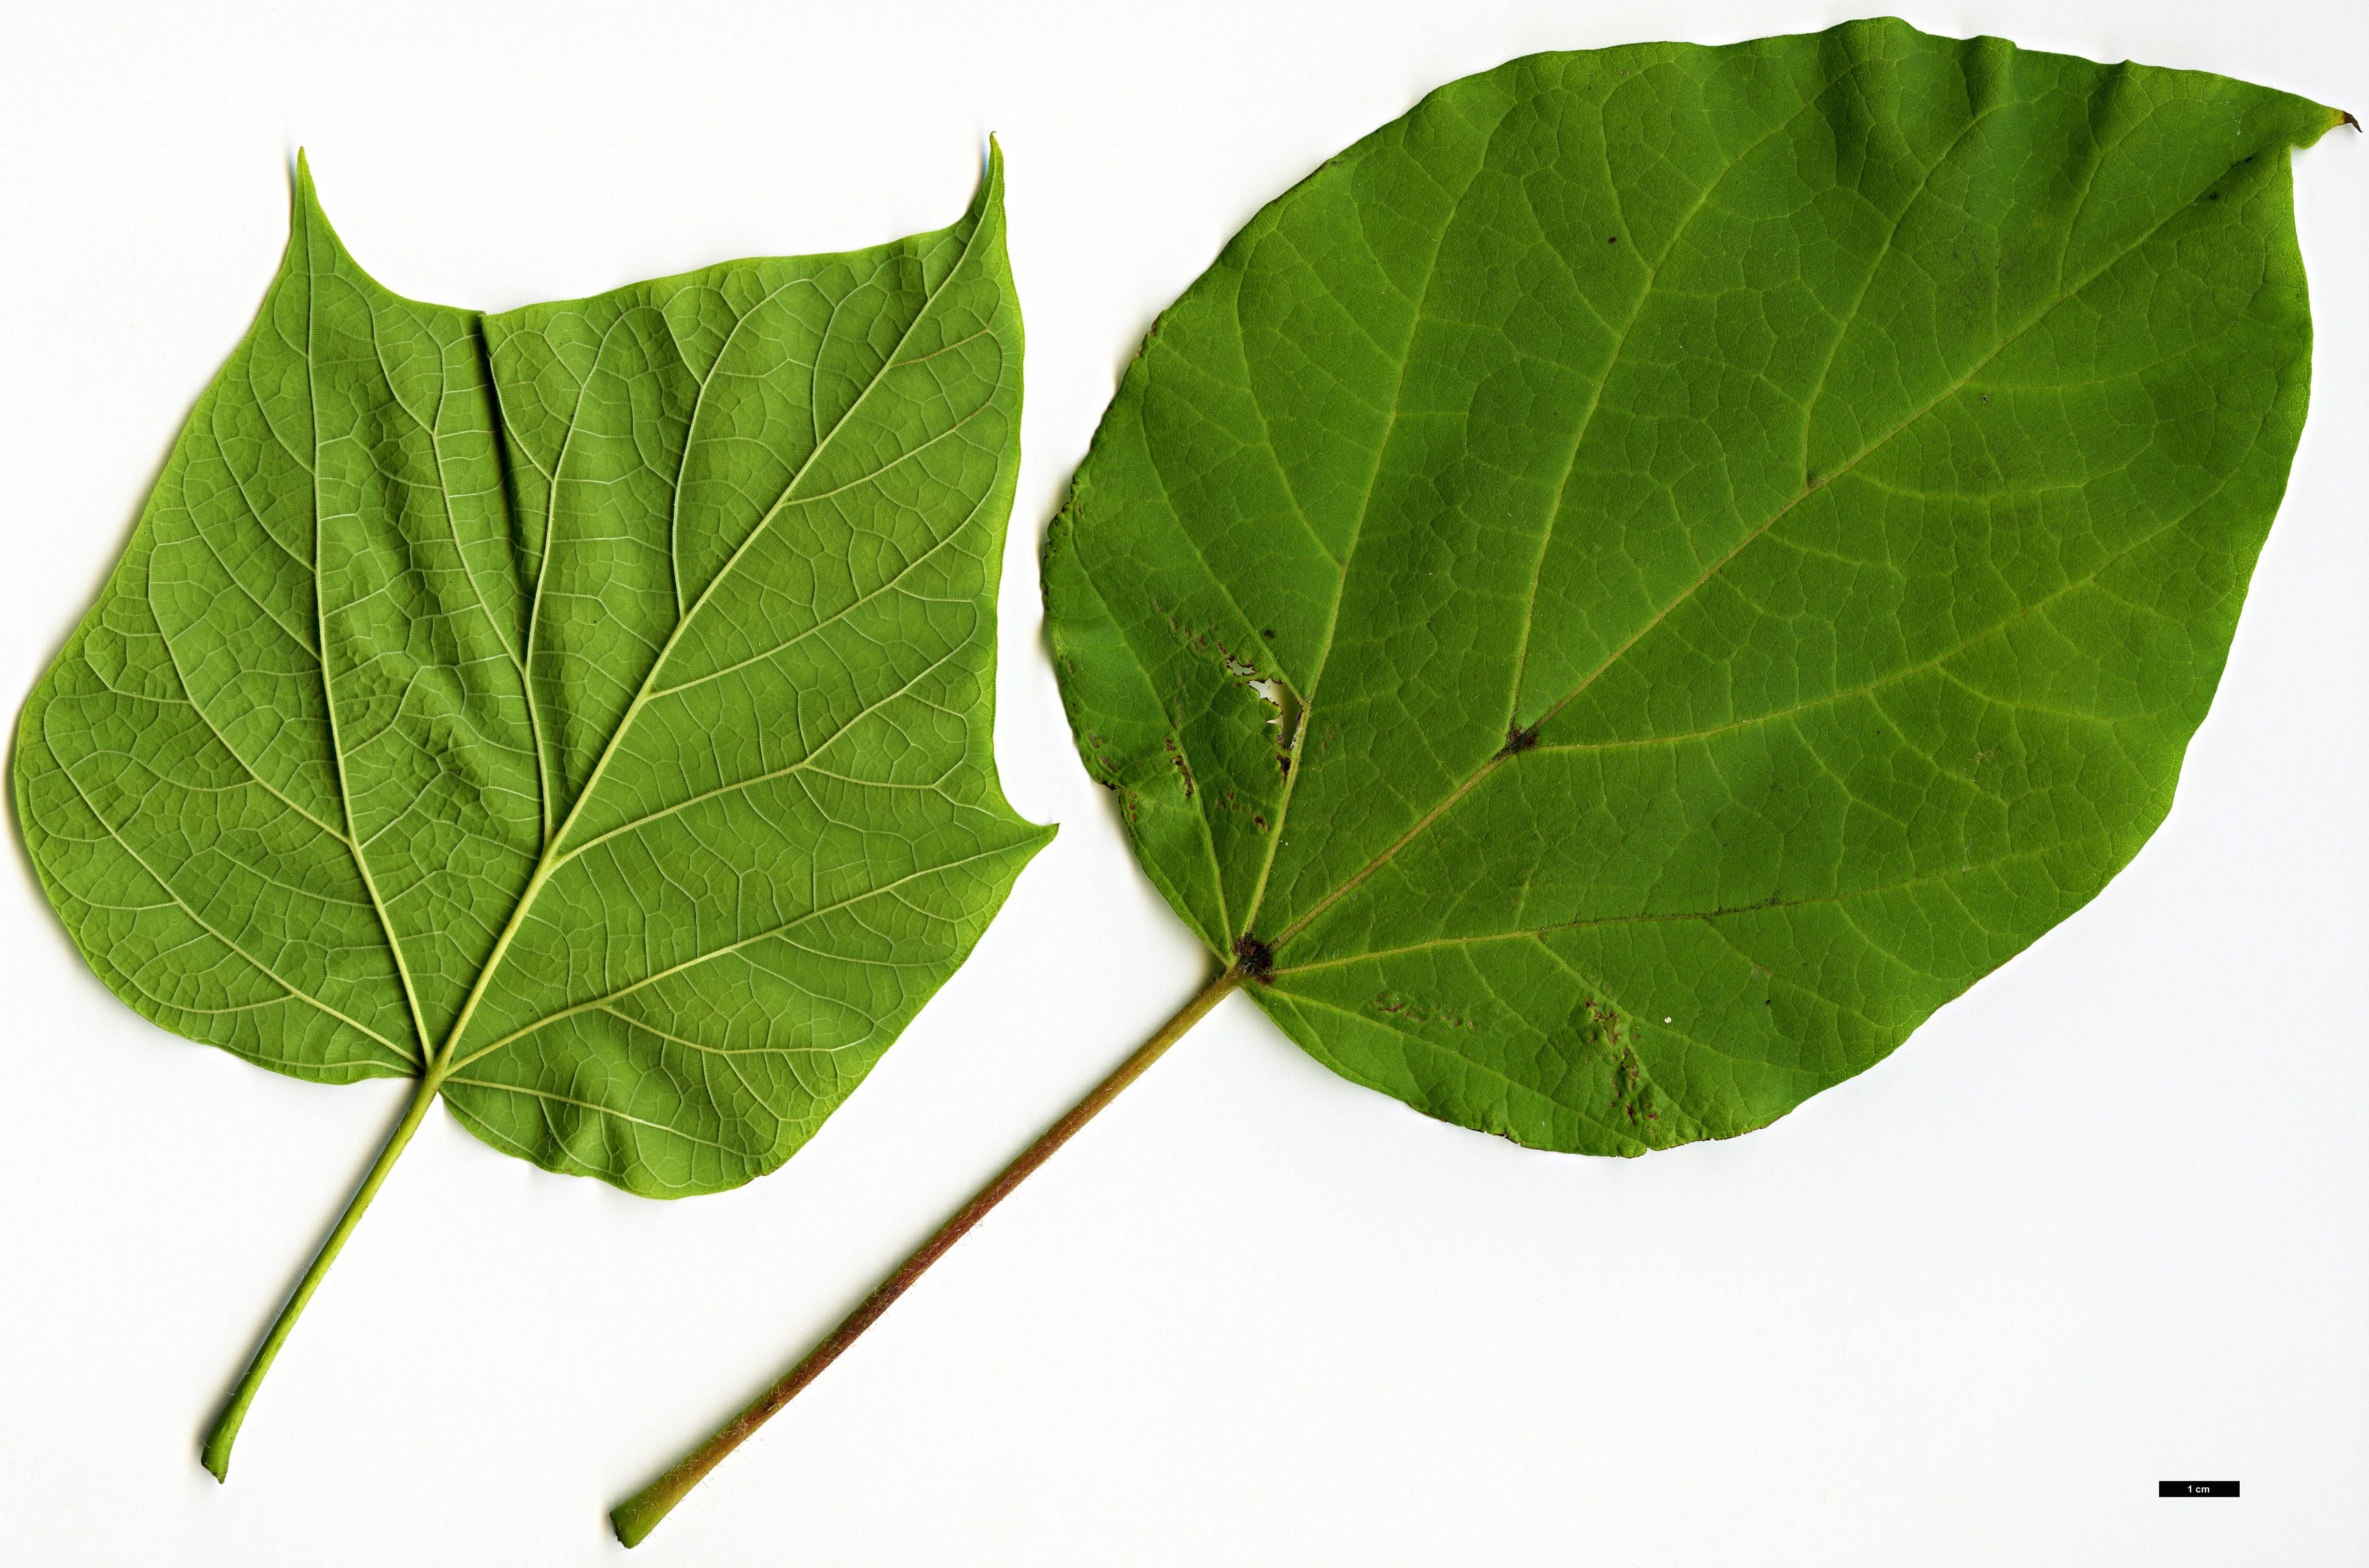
[
  {"left": 1046, "top": 20, "right": 2342, "bottom": 1154},
  {"left": 16, "top": 152, "right": 1050, "bottom": 1197}
]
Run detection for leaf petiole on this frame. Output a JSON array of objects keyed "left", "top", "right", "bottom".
[
  {"left": 609, "top": 964, "right": 1245, "bottom": 1547},
  {"left": 200, "top": 1068, "right": 446, "bottom": 1480}
]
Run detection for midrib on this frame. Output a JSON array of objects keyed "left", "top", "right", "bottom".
[
  {"left": 411, "top": 208, "right": 992, "bottom": 1084},
  {"left": 1247, "top": 122, "right": 2255, "bottom": 963}
]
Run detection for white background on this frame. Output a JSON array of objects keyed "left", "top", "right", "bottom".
[{"left": 3, "top": 2, "right": 2362, "bottom": 1563}]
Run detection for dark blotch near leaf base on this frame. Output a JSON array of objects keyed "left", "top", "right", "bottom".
[{"left": 1234, "top": 936, "right": 1275, "bottom": 982}]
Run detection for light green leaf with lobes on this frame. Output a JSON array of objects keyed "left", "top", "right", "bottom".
[
  {"left": 16, "top": 148, "right": 1051, "bottom": 1199},
  {"left": 1046, "top": 20, "right": 2343, "bottom": 1154}
]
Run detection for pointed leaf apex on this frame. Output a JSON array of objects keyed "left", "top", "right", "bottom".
[{"left": 972, "top": 135, "right": 1006, "bottom": 224}]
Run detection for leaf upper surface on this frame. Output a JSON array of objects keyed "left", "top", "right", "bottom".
[
  {"left": 1046, "top": 21, "right": 2339, "bottom": 1154},
  {"left": 16, "top": 150, "right": 1051, "bottom": 1196}
]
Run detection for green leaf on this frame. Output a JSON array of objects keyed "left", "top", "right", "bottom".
[
  {"left": 16, "top": 150, "right": 1050, "bottom": 1194},
  {"left": 1046, "top": 20, "right": 2342, "bottom": 1156}
]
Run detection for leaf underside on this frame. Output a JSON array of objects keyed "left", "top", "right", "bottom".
[
  {"left": 1046, "top": 20, "right": 2340, "bottom": 1155},
  {"left": 16, "top": 150, "right": 1051, "bottom": 1197}
]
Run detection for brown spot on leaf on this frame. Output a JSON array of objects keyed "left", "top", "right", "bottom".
[
  {"left": 1369, "top": 990, "right": 1480, "bottom": 1029},
  {"left": 1234, "top": 935, "right": 1275, "bottom": 982},
  {"left": 1162, "top": 738, "right": 1195, "bottom": 798}
]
